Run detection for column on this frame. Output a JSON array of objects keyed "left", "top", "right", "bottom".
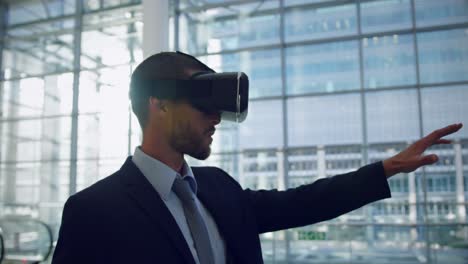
[
  {"left": 317, "top": 145, "right": 326, "bottom": 178},
  {"left": 408, "top": 172, "right": 418, "bottom": 241},
  {"left": 142, "top": 0, "right": 169, "bottom": 58},
  {"left": 454, "top": 140, "right": 466, "bottom": 222}
]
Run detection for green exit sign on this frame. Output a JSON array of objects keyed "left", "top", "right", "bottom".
[{"left": 297, "top": 231, "right": 327, "bottom": 241}]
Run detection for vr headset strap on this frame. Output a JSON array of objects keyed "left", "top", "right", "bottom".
[{"left": 141, "top": 79, "right": 213, "bottom": 99}]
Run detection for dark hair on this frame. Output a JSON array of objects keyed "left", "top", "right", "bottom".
[{"left": 129, "top": 52, "right": 213, "bottom": 128}]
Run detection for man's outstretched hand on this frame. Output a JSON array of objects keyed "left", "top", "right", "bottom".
[{"left": 383, "top": 123, "right": 463, "bottom": 178}]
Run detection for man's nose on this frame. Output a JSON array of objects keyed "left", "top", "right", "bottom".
[{"left": 209, "top": 111, "right": 221, "bottom": 125}]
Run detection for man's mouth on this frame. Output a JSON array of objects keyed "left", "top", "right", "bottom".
[{"left": 206, "top": 128, "right": 216, "bottom": 136}]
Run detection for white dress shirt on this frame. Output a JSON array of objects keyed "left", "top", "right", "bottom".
[{"left": 132, "top": 147, "right": 226, "bottom": 264}]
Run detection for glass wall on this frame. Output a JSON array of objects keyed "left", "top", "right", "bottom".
[
  {"left": 178, "top": 0, "right": 468, "bottom": 263},
  {"left": 0, "top": 0, "right": 467, "bottom": 264},
  {"left": 0, "top": 0, "right": 143, "bottom": 246}
]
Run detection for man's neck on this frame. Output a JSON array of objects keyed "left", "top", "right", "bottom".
[{"left": 140, "top": 142, "right": 184, "bottom": 174}]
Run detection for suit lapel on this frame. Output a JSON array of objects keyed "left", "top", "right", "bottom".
[
  {"left": 119, "top": 158, "right": 196, "bottom": 264},
  {"left": 193, "top": 168, "right": 243, "bottom": 264}
]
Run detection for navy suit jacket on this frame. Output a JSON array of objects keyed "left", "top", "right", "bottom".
[{"left": 52, "top": 157, "right": 391, "bottom": 264}]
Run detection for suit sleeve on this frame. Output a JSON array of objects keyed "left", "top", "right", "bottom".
[
  {"left": 244, "top": 161, "right": 391, "bottom": 234},
  {"left": 52, "top": 195, "right": 94, "bottom": 264}
]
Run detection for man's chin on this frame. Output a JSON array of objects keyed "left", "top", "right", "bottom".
[{"left": 188, "top": 147, "right": 211, "bottom": 160}]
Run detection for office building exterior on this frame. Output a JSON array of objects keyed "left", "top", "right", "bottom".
[{"left": 0, "top": 0, "right": 467, "bottom": 263}]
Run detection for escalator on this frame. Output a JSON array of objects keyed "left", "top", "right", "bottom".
[
  {"left": 0, "top": 230, "right": 4, "bottom": 263},
  {"left": 0, "top": 217, "right": 53, "bottom": 264}
]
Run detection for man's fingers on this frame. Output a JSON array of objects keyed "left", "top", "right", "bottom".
[
  {"left": 434, "top": 139, "right": 452, "bottom": 145},
  {"left": 419, "top": 154, "right": 438, "bottom": 166},
  {"left": 395, "top": 124, "right": 461, "bottom": 174},
  {"left": 433, "top": 123, "right": 462, "bottom": 138},
  {"left": 426, "top": 123, "right": 463, "bottom": 142}
]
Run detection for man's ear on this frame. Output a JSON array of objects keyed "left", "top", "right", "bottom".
[{"left": 149, "top": 97, "right": 168, "bottom": 113}]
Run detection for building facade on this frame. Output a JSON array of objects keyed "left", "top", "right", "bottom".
[{"left": 0, "top": 0, "right": 467, "bottom": 263}]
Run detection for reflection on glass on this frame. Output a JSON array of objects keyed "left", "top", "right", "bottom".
[
  {"left": 0, "top": 0, "right": 144, "bottom": 253},
  {"left": 81, "top": 11, "right": 143, "bottom": 68},
  {"left": 7, "top": 0, "right": 75, "bottom": 25},
  {"left": 421, "top": 86, "right": 468, "bottom": 138},
  {"left": 287, "top": 147, "right": 318, "bottom": 188},
  {"left": 201, "top": 49, "right": 282, "bottom": 98},
  {"left": 368, "top": 143, "right": 409, "bottom": 226},
  {"left": 83, "top": 0, "right": 141, "bottom": 11},
  {"left": 360, "top": 0, "right": 412, "bottom": 33},
  {"left": 1, "top": 74, "right": 73, "bottom": 118},
  {"left": 240, "top": 150, "right": 279, "bottom": 190},
  {"left": 416, "top": 170, "right": 461, "bottom": 220},
  {"left": 289, "top": 222, "right": 442, "bottom": 263},
  {"left": 187, "top": 153, "right": 239, "bottom": 181},
  {"left": 387, "top": 174, "right": 409, "bottom": 193},
  {"left": 365, "top": 89, "right": 420, "bottom": 143},
  {"left": 0, "top": 117, "right": 71, "bottom": 163},
  {"left": 3, "top": 20, "right": 75, "bottom": 78},
  {"left": 363, "top": 34, "right": 416, "bottom": 88},
  {"left": 0, "top": 161, "right": 70, "bottom": 204},
  {"left": 179, "top": 1, "right": 280, "bottom": 54},
  {"left": 417, "top": 29, "right": 468, "bottom": 84},
  {"left": 285, "top": 4, "right": 356, "bottom": 42},
  {"left": 260, "top": 230, "right": 287, "bottom": 263},
  {"left": 425, "top": 173, "right": 456, "bottom": 193},
  {"left": 284, "top": 0, "right": 335, "bottom": 7},
  {"left": 78, "top": 67, "right": 132, "bottom": 159},
  {"left": 2, "top": 1, "right": 468, "bottom": 263},
  {"left": 324, "top": 144, "right": 362, "bottom": 177},
  {"left": 76, "top": 159, "right": 125, "bottom": 192},
  {"left": 239, "top": 100, "right": 284, "bottom": 150},
  {"left": 209, "top": 122, "right": 240, "bottom": 153},
  {"left": 415, "top": 0, "right": 468, "bottom": 27},
  {"left": 286, "top": 41, "right": 359, "bottom": 94},
  {"left": 287, "top": 94, "right": 362, "bottom": 146},
  {"left": 79, "top": 66, "right": 132, "bottom": 113},
  {"left": 368, "top": 143, "right": 410, "bottom": 204}
]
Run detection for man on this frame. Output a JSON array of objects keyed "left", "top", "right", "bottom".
[{"left": 52, "top": 51, "right": 463, "bottom": 264}]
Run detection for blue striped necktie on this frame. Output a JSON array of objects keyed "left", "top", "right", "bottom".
[{"left": 172, "top": 178, "right": 215, "bottom": 264}]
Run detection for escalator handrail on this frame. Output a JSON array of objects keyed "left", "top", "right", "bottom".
[
  {"left": 36, "top": 218, "right": 54, "bottom": 262},
  {"left": 0, "top": 228, "right": 5, "bottom": 264},
  {"left": 0, "top": 217, "right": 54, "bottom": 262}
]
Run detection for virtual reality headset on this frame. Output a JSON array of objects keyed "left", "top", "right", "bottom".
[{"left": 138, "top": 71, "right": 249, "bottom": 123}]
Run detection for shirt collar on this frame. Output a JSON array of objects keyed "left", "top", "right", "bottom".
[{"left": 132, "top": 147, "right": 197, "bottom": 201}]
